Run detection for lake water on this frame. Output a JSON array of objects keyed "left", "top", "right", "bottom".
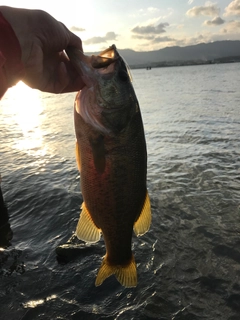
[{"left": 0, "top": 62, "right": 240, "bottom": 320}]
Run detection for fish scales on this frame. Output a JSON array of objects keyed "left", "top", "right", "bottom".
[
  {"left": 67, "top": 45, "right": 151, "bottom": 287},
  {"left": 75, "top": 110, "right": 146, "bottom": 261}
]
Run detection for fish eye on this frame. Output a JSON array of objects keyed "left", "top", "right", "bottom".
[{"left": 118, "top": 70, "right": 129, "bottom": 82}]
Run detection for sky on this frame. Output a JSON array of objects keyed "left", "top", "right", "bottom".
[{"left": 3, "top": 0, "right": 240, "bottom": 52}]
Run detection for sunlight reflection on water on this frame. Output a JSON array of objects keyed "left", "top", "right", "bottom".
[{"left": 1, "top": 82, "right": 47, "bottom": 156}]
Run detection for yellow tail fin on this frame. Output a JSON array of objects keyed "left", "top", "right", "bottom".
[{"left": 95, "top": 255, "right": 137, "bottom": 287}]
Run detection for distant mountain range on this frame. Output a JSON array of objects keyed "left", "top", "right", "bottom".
[{"left": 87, "top": 40, "right": 240, "bottom": 68}]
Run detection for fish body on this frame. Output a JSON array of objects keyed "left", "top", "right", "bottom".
[{"left": 67, "top": 45, "right": 151, "bottom": 287}]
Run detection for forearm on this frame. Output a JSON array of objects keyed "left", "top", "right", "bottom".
[{"left": 0, "top": 7, "right": 24, "bottom": 98}]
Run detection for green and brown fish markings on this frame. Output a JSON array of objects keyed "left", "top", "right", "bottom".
[{"left": 67, "top": 45, "right": 151, "bottom": 287}]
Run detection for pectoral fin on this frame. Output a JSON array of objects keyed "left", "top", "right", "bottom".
[
  {"left": 95, "top": 255, "right": 137, "bottom": 287},
  {"left": 75, "top": 141, "right": 81, "bottom": 172},
  {"left": 133, "top": 191, "right": 151, "bottom": 236},
  {"left": 90, "top": 135, "right": 106, "bottom": 174},
  {"left": 76, "top": 202, "right": 101, "bottom": 243}
]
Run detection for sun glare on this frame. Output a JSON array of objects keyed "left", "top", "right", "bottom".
[{"left": 2, "top": 82, "right": 46, "bottom": 156}]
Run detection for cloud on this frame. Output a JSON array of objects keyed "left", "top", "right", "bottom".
[
  {"left": 131, "top": 21, "right": 175, "bottom": 49},
  {"left": 131, "top": 23, "right": 169, "bottom": 35},
  {"left": 84, "top": 32, "right": 117, "bottom": 45},
  {"left": 71, "top": 26, "right": 85, "bottom": 32},
  {"left": 147, "top": 7, "right": 160, "bottom": 13},
  {"left": 132, "top": 34, "right": 174, "bottom": 43},
  {"left": 132, "top": 35, "right": 155, "bottom": 40},
  {"left": 204, "top": 16, "right": 225, "bottom": 26},
  {"left": 152, "top": 36, "right": 176, "bottom": 43},
  {"left": 171, "top": 32, "right": 219, "bottom": 48},
  {"left": 186, "top": 4, "right": 220, "bottom": 17},
  {"left": 220, "top": 20, "right": 240, "bottom": 33},
  {"left": 177, "top": 24, "right": 185, "bottom": 29},
  {"left": 105, "top": 32, "right": 118, "bottom": 40},
  {"left": 224, "top": 0, "right": 240, "bottom": 16}
]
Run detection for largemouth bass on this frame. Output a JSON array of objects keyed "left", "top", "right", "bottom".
[{"left": 66, "top": 45, "right": 151, "bottom": 287}]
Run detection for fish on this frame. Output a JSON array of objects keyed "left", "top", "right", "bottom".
[{"left": 66, "top": 45, "right": 151, "bottom": 287}]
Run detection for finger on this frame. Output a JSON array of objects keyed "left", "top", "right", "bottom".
[
  {"left": 55, "top": 61, "right": 70, "bottom": 93},
  {"left": 61, "top": 22, "right": 83, "bottom": 52},
  {"left": 61, "top": 75, "right": 85, "bottom": 93},
  {"left": 69, "top": 33, "right": 83, "bottom": 52},
  {"left": 60, "top": 59, "right": 85, "bottom": 93},
  {"left": 53, "top": 61, "right": 85, "bottom": 93}
]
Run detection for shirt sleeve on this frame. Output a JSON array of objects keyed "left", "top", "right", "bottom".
[{"left": 0, "top": 11, "right": 24, "bottom": 99}]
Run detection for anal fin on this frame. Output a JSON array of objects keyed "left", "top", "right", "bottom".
[
  {"left": 133, "top": 191, "right": 151, "bottom": 236},
  {"left": 95, "top": 255, "right": 137, "bottom": 288},
  {"left": 76, "top": 202, "right": 101, "bottom": 243}
]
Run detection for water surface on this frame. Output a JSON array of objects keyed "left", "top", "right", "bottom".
[{"left": 1, "top": 63, "right": 240, "bottom": 319}]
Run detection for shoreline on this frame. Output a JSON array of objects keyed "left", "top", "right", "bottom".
[{"left": 130, "top": 56, "right": 240, "bottom": 69}]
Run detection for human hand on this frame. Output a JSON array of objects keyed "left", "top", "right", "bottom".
[{"left": 1, "top": 6, "right": 85, "bottom": 93}]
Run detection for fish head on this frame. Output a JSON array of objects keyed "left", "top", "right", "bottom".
[{"left": 66, "top": 45, "right": 139, "bottom": 134}]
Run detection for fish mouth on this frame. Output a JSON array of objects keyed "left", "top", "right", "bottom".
[
  {"left": 66, "top": 45, "right": 121, "bottom": 87},
  {"left": 66, "top": 45, "right": 119, "bottom": 73},
  {"left": 91, "top": 45, "right": 119, "bottom": 69}
]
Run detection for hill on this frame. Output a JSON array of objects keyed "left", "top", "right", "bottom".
[{"left": 87, "top": 40, "right": 240, "bottom": 68}]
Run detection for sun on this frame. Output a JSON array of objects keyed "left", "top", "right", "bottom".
[{"left": 2, "top": 82, "right": 46, "bottom": 155}]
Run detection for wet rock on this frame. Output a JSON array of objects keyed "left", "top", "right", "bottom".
[{"left": 55, "top": 234, "right": 102, "bottom": 263}]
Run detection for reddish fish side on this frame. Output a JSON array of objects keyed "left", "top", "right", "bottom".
[{"left": 68, "top": 45, "right": 151, "bottom": 287}]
